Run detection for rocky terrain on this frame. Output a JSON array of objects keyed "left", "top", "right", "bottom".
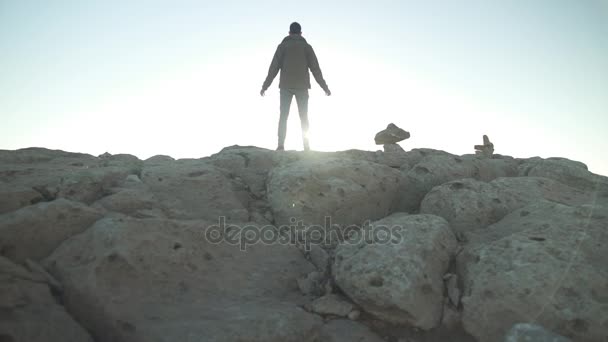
[{"left": 1, "top": 143, "right": 607, "bottom": 342}]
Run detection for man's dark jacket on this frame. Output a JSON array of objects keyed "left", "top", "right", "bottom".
[{"left": 262, "top": 35, "right": 328, "bottom": 91}]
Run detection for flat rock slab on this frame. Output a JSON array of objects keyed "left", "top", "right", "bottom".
[{"left": 44, "top": 217, "right": 321, "bottom": 342}]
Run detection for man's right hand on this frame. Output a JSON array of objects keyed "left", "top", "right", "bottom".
[
  {"left": 324, "top": 89, "right": 331, "bottom": 96},
  {"left": 260, "top": 89, "right": 266, "bottom": 97}
]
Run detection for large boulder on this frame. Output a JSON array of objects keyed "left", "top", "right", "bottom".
[
  {"left": 420, "top": 177, "right": 592, "bottom": 234},
  {"left": 318, "top": 319, "right": 384, "bottom": 342},
  {"left": 0, "top": 198, "right": 103, "bottom": 263},
  {"left": 518, "top": 157, "right": 608, "bottom": 196},
  {"left": 140, "top": 159, "right": 250, "bottom": 221},
  {"left": 397, "top": 155, "right": 480, "bottom": 213},
  {"left": 0, "top": 256, "right": 94, "bottom": 342},
  {"left": 267, "top": 157, "right": 403, "bottom": 228},
  {"left": 44, "top": 217, "right": 322, "bottom": 342},
  {"left": 0, "top": 148, "right": 141, "bottom": 206},
  {"left": 458, "top": 201, "right": 608, "bottom": 342},
  {"left": 0, "top": 181, "right": 43, "bottom": 214},
  {"left": 333, "top": 213, "right": 457, "bottom": 329}
]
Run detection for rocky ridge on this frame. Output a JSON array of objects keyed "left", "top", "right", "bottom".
[{"left": 1, "top": 145, "right": 607, "bottom": 342}]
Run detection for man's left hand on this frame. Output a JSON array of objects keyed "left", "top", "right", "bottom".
[{"left": 260, "top": 89, "right": 266, "bottom": 97}]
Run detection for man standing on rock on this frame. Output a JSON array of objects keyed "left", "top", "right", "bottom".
[{"left": 260, "top": 22, "right": 331, "bottom": 151}]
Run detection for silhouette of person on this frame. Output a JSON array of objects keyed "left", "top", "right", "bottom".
[{"left": 261, "top": 22, "right": 331, "bottom": 151}]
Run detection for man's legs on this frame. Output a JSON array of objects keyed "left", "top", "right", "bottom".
[
  {"left": 294, "top": 89, "right": 310, "bottom": 151},
  {"left": 278, "top": 88, "right": 294, "bottom": 150}
]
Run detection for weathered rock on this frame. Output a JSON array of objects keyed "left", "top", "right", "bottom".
[
  {"left": 141, "top": 159, "right": 249, "bottom": 221},
  {"left": 504, "top": 323, "right": 572, "bottom": 342},
  {"left": 333, "top": 213, "right": 457, "bottom": 329},
  {"left": 0, "top": 181, "right": 43, "bottom": 214},
  {"left": 348, "top": 310, "right": 361, "bottom": 321},
  {"left": 441, "top": 301, "right": 461, "bottom": 330},
  {"left": 268, "top": 157, "right": 403, "bottom": 228},
  {"left": 44, "top": 217, "right": 321, "bottom": 342},
  {"left": 474, "top": 135, "right": 494, "bottom": 158},
  {"left": 397, "top": 155, "right": 481, "bottom": 213},
  {"left": 458, "top": 201, "right": 608, "bottom": 342},
  {"left": 0, "top": 148, "right": 140, "bottom": 205},
  {"left": 209, "top": 146, "right": 279, "bottom": 198},
  {"left": 445, "top": 273, "right": 460, "bottom": 307},
  {"left": 311, "top": 294, "right": 354, "bottom": 317},
  {"left": 384, "top": 143, "right": 405, "bottom": 153},
  {"left": 0, "top": 256, "right": 94, "bottom": 342},
  {"left": 0, "top": 198, "right": 103, "bottom": 263},
  {"left": 374, "top": 123, "right": 410, "bottom": 145},
  {"left": 318, "top": 319, "right": 385, "bottom": 342},
  {"left": 297, "top": 271, "right": 324, "bottom": 296},
  {"left": 308, "top": 244, "right": 330, "bottom": 274},
  {"left": 92, "top": 188, "right": 163, "bottom": 218},
  {"left": 420, "top": 177, "right": 592, "bottom": 234},
  {"left": 518, "top": 158, "right": 608, "bottom": 195}
]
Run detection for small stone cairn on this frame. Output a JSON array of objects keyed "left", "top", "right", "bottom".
[
  {"left": 474, "top": 135, "right": 494, "bottom": 158},
  {"left": 374, "top": 123, "right": 410, "bottom": 152}
]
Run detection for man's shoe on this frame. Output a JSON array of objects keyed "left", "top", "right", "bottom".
[{"left": 276, "top": 146, "right": 285, "bottom": 151}]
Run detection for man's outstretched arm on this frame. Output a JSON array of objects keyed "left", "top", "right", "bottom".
[
  {"left": 306, "top": 45, "right": 331, "bottom": 95},
  {"left": 261, "top": 46, "right": 282, "bottom": 96}
]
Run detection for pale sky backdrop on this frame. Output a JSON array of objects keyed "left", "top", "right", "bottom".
[{"left": 1, "top": 0, "right": 607, "bottom": 175}]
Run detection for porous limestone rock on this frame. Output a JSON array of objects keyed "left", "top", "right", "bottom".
[
  {"left": 44, "top": 217, "right": 321, "bottom": 342},
  {"left": 268, "top": 157, "right": 403, "bottom": 228},
  {"left": 458, "top": 201, "right": 608, "bottom": 342},
  {"left": 0, "top": 198, "right": 103, "bottom": 263},
  {"left": 420, "top": 177, "right": 592, "bottom": 234},
  {"left": 141, "top": 159, "right": 250, "bottom": 221},
  {"left": 0, "top": 256, "right": 94, "bottom": 342},
  {"left": 0, "top": 181, "right": 43, "bottom": 214},
  {"left": 333, "top": 213, "right": 457, "bottom": 329}
]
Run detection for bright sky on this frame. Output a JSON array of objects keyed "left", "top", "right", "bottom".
[{"left": 1, "top": 0, "right": 607, "bottom": 175}]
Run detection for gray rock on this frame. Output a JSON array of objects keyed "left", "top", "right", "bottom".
[
  {"left": 458, "top": 201, "right": 608, "bottom": 342},
  {"left": 44, "top": 217, "right": 320, "bottom": 342},
  {"left": 0, "top": 148, "right": 140, "bottom": 205},
  {"left": 297, "top": 271, "right": 323, "bottom": 296},
  {"left": 311, "top": 294, "right": 354, "bottom": 317},
  {"left": 318, "top": 319, "right": 385, "bottom": 342},
  {"left": 0, "top": 198, "right": 103, "bottom": 263},
  {"left": 333, "top": 213, "right": 457, "bottom": 329},
  {"left": 445, "top": 273, "right": 460, "bottom": 306},
  {"left": 383, "top": 143, "right": 405, "bottom": 153},
  {"left": 209, "top": 146, "right": 278, "bottom": 198},
  {"left": 374, "top": 123, "right": 410, "bottom": 145},
  {"left": 504, "top": 323, "right": 571, "bottom": 342},
  {"left": 308, "top": 244, "right": 330, "bottom": 274},
  {"left": 268, "top": 157, "right": 403, "bottom": 228},
  {"left": 0, "top": 181, "right": 43, "bottom": 214},
  {"left": 92, "top": 188, "right": 162, "bottom": 218},
  {"left": 141, "top": 159, "right": 249, "bottom": 221},
  {"left": 0, "top": 256, "right": 94, "bottom": 342},
  {"left": 420, "top": 177, "right": 592, "bottom": 234},
  {"left": 518, "top": 158, "right": 608, "bottom": 195},
  {"left": 348, "top": 309, "right": 361, "bottom": 321}
]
